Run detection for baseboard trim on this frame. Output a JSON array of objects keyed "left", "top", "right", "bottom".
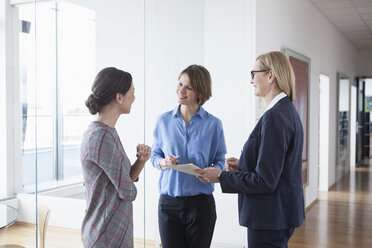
[
  {"left": 134, "top": 238, "right": 157, "bottom": 247},
  {"left": 305, "top": 198, "right": 318, "bottom": 213},
  {"left": 328, "top": 182, "right": 336, "bottom": 191}
]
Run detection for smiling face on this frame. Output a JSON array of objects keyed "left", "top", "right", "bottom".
[
  {"left": 251, "top": 60, "right": 270, "bottom": 98},
  {"left": 176, "top": 73, "right": 198, "bottom": 106}
]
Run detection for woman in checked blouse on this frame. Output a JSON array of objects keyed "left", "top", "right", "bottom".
[{"left": 81, "top": 67, "right": 151, "bottom": 248}]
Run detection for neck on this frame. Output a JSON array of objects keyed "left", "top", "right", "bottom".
[
  {"left": 264, "top": 88, "right": 282, "bottom": 105},
  {"left": 179, "top": 104, "right": 199, "bottom": 125},
  {"left": 96, "top": 104, "right": 120, "bottom": 128}
]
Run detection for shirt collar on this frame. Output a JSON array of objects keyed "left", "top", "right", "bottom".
[
  {"left": 261, "top": 92, "right": 287, "bottom": 116},
  {"left": 172, "top": 105, "right": 206, "bottom": 119}
]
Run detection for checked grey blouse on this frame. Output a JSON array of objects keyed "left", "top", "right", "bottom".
[{"left": 81, "top": 121, "right": 137, "bottom": 248}]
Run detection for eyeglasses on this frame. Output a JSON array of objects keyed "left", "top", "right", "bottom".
[{"left": 250, "top": 70, "right": 268, "bottom": 79}]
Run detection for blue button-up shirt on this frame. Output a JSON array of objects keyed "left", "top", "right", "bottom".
[{"left": 151, "top": 105, "right": 227, "bottom": 197}]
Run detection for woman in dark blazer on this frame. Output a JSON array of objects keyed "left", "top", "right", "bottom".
[{"left": 197, "top": 51, "right": 305, "bottom": 248}]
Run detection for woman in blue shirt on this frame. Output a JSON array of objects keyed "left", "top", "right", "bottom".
[{"left": 151, "top": 64, "right": 226, "bottom": 248}]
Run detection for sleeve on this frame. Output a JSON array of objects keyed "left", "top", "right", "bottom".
[
  {"left": 220, "top": 113, "right": 290, "bottom": 194},
  {"left": 150, "top": 116, "right": 165, "bottom": 171},
  {"left": 90, "top": 130, "right": 137, "bottom": 201},
  {"left": 211, "top": 120, "right": 226, "bottom": 170}
]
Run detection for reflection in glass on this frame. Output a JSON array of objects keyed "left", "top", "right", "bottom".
[
  {"left": 58, "top": 2, "right": 95, "bottom": 182},
  {"left": 22, "top": 0, "right": 145, "bottom": 247},
  {"left": 364, "top": 79, "right": 372, "bottom": 157},
  {"left": 337, "top": 75, "right": 350, "bottom": 181},
  {"left": 20, "top": 1, "right": 95, "bottom": 191}
]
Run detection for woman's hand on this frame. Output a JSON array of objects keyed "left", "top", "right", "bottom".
[
  {"left": 130, "top": 144, "right": 151, "bottom": 181},
  {"left": 159, "top": 155, "right": 179, "bottom": 170},
  {"left": 225, "top": 157, "right": 239, "bottom": 172},
  {"left": 136, "top": 144, "right": 151, "bottom": 162},
  {"left": 196, "top": 167, "right": 222, "bottom": 183}
]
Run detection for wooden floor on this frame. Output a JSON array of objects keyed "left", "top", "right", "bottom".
[
  {"left": 1, "top": 164, "right": 372, "bottom": 247},
  {"left": 289, "top": 163, "right": 372, "bottom": 248},
  {"left": 0, "top": 223, "right": 155, "bottom": 248}
]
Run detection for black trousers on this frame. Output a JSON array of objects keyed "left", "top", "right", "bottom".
[
  {"left": 247, "top": 228, "right": 295, "bottom": 248},
  {"left": 158, "top": 194, "right": 217, "bottom": 248}
]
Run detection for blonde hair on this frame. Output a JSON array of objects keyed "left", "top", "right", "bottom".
[{"left": 256, "top": 51, "right": 295, "bottom": 102}]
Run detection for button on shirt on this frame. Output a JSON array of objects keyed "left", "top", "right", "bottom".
[{"left": 151, "top": 106, "right": 227, "bottom": 197}]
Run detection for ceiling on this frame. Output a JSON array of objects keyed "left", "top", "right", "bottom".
[{"left": 309, "top": 0, "right": 372, "bottom": 50}]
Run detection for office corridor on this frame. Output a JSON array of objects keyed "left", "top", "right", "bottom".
[{"left": 289, "top": 162, "right": 372, "bottom": 248}]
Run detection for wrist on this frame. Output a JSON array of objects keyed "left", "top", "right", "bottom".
[
  {"left": 217, "top": 170, "right": 223, "bottom": 182},
  {"left": 159, "top": 159, "right": 166, "bottom": 170}
]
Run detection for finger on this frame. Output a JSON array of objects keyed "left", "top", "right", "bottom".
[
  {"left": 227, "top": 157, "right": 237, "bottom": 162},
  {"left": 195, "top": 169, "right": 205, "bottom": 175},
  {"left": 170, "top": 157, "right": 178, "bottom": 164},
  {"left": 197, "top": 176, "right": 207, "bottom": 182}
]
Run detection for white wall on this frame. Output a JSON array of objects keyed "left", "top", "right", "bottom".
[
  {"left": 357, "top": 50, "right": 372, "bottom": 77},
  {"left": 144, "top": 0, "right": 205, "bottom": 244},
  {"left": 339, "top": 78, "right": 350, "bottom": 111},
  {"left": 204, "top": 0, "right": 255, "bottom": 246},
  {"left": 255, "top": 0, "right": 358, "bottom": 206},
  {"left": 319, "top": 74, "right": 330, "bottom": 191},
  {"left": 365, "top": 78, "right": 372, "bottom": 96},
  {"left": 350, "top": 85, "right": 356, "bottom": 167}
]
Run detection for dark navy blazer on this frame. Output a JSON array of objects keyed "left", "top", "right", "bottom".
[{"left": 219, "top": 96, "right": 305, "bottom": 230}]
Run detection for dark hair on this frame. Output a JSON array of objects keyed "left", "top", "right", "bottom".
[
  {"left": 85, "top": 67, "right": 132, "bottom": 115},
  {"left": 179, "top": 64, "right": 212, "bottom": 106}
]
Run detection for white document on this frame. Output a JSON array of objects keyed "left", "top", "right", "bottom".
[{"left": 165, "top": 163, "right": 201, "bottom": 176}]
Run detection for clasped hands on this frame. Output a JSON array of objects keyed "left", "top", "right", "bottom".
[{"left": 196, "top": 157, "right": 239, "bottom": 183}]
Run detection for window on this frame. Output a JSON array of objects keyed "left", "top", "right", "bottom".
[{"left": 19, "top": 2, "right": 95, "bottom": 191}]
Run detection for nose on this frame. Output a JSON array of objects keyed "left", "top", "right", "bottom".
[{"left": 179, "top": 86, "right": 186, "bottom": 93}]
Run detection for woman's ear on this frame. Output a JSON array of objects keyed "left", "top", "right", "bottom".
[
  {"left": 268, "top": 70, "right": 276, "bottom": 84},
  {"left": 116, "top": 93, "right": 122, "bottom": 104}
]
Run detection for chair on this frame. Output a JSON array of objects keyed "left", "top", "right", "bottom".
[
  {"left": 0, "top": 203, "right": 51, "bottom": 248},
  {"left": 37, "top": 202, "right": 51, "bottom": 248}
]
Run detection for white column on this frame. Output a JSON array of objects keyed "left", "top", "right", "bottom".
[{"left": 0, "top": 0, "right": 16, "bottom": 198}]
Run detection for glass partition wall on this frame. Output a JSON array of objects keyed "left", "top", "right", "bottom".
[
  {"left": 32, "top": 0, "right": 146, "bottom": 246},
  {"left": 2, "top": 0, "right": 146, "bottom": 247},
  {"left": 0, "top": 1, "right": 37, "bottom": 246},
  {"left": 336, "top": 73, "right": 351, "bottom": 182},
  {"left": 2, "top": 0, "right": 254, "bottom": 247}
]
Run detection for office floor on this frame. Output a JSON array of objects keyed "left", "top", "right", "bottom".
[
  {"left": 1, "top": 164, "right": 371, "bottom": 247},
  {"left": 0, "top": 223, "right": 156, "bottom": 248},
  {"left": 289, "top": 162, "right": 372, "bottom": 248}
]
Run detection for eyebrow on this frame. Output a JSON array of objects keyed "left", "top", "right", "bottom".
[{"left": 179, "top": 80, "right": 191, "bottom": 85}]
